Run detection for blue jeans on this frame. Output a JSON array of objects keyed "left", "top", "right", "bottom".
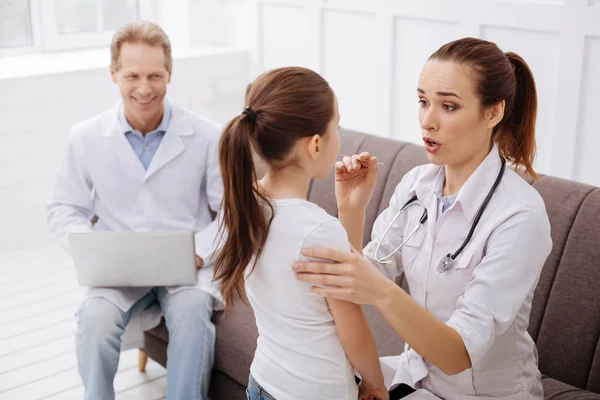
[
  {"left": 246, "top": 374, "right": 276, "bottom": 400},
  {"left": 75, "top": 287, "right": 215, "bottom": 400}
]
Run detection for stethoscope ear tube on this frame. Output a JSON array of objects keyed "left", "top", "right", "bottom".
[{"left": 373, "top": 198, "right": 425, "bottom": 263}]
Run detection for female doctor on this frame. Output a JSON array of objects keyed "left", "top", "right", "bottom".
[{"left": 293, "top": 37, "right": 552, "bottom": 399}]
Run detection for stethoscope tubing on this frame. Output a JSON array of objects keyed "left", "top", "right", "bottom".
[{"left": 372, "top": 157, "right": 506, "bottom": 273}]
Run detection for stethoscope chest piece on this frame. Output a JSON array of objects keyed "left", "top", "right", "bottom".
[{"left": 437, "top": 254, "right": 454, "bottom": 273}]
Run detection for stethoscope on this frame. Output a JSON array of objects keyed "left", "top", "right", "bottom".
[{"left": 373, "top": 156, "right": 506, "bottom": 273}]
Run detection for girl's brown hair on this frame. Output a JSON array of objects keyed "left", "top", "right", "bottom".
[
  {"left": 214, "top": 67, "right": 335, "bottom": 307},
  {"left": 430, "top": 37, "right": 538, "bottom": 178}
]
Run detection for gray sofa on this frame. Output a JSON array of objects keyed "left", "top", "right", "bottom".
[{"left": 141, "top": 128, "right": 600, "bottom": 399}]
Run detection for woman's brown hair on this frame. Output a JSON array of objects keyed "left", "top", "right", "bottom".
[
  {"left": 430, "top": 37, "right": 538, "bottom": 178},
  {"left": 214, "top": 67, "right": 335, "bottom": 308}
]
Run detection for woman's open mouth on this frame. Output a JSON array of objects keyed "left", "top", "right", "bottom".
[{"left": 423, "top": 138, "right": 441, "bottom": 154}]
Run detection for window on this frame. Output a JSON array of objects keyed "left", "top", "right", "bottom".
[
  {"left": 55, "top": 0, "right": 138, "bottom": 34},
  {"left": 0, "top": 0, "right": 156, "bottom": 55},
  {"left": 0, "top": 0, "right": 33, "bottom": 48},
  {"left": 41, "top": 0, "right": 146, "bottom": 50}
]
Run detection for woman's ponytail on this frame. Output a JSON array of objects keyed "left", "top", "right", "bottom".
[{"left": 497, "top": 52, "right": 538, "bottom": 178}]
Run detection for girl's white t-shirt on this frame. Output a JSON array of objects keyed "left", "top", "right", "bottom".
[{"left": 246, "top": 198, "right": 358, "bottom": 400}]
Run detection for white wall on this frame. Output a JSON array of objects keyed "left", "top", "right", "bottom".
[
  {"left": 2, "top": 0, "right": 599, "bottom": 254},
  {"left": 225, "top": 0, "right": 600, "bottom": 187},
  {"left": 0, "top": 49, "right": 248, "bottom": 254}
]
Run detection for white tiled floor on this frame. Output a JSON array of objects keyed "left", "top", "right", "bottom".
[{"left": 0, "top": 242, "right": 167, "bottom": 399}]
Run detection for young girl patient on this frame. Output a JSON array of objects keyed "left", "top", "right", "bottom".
[{"left": 214, "top": 67, "right": 387, "bottom": 400}]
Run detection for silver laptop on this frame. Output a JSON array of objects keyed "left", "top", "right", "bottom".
[{"left": 69, "top": 231, "right": 197, "bottom": 287}]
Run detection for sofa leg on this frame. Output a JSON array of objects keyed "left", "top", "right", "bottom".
[{"left": 138, "top": 350, "right": 149, "bottom": 372}]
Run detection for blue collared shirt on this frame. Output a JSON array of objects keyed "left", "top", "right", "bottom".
[
  {"left": 434, "top": 167, "right": 458, "bottom": 216},
  {"left": 118, "top": 100, "right": 172, "bottom": 170}
]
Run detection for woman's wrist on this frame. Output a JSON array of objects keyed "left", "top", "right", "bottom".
[
  {"left": 374, "top": 277, "right": 400, "bottom": 311},
  {"left": 338, "top": 210, "right": 366, "bottom": 250},
  {"left": 337, "top": 203, "right": 367, "bottom": 215}
]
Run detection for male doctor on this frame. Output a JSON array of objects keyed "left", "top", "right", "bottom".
[{"left": 46, "top": 21, "right": 222, "bottom": 400}]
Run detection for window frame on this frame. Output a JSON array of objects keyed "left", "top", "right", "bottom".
[
  {"left": 0, "top": 0, "right": 157, "bottom": 56},
  {"left": 40, "top": 0, "right": 156, "bottom": 51},
  {"left": 0, "top": 0, "right": 42, "bottom": 57}
]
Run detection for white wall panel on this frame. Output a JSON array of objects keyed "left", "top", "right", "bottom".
[
  {"left": 0, "top": 73, "right": 117, "bottom": 109},
  {"left": 0, "top": 128, "right": 69, "bottom": 163},
  {"left": 392, "top": 18, "right": 461, "bottom": 144},
  {"left": 481, "top": 26, "right": 560, "bottom": 174},
  {"left": 574, "top": 36, "right": 600, "bottom": 186},
  {"left": 516, "top": 0, "right": 564, "bottom": 4},
  {"left": 2, "top": 97, "right": 114, "bottom": 136},
  {"left": 322, "top": 10, "right": 378, "bottom": 134},
  {"left": 260, "top": 3, "right": 311, "bottom": 70},
  {"left": 0, "top": 155, "right": 59, "bottom": 188},
  {"left": 0, "top": 181, "right": 53, "bottom": 253}
]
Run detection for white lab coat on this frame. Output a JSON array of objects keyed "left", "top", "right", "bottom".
[
  {"left": 364, "top": 145, "right": 552, "bottom": 399},
  {"left": 47, "top": 101, "right": 224, "bottom": 349}
]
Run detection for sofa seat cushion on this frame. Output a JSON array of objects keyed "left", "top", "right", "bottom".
[{"left": 543, "top": 376, "right": 600, "bottom": 399}]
